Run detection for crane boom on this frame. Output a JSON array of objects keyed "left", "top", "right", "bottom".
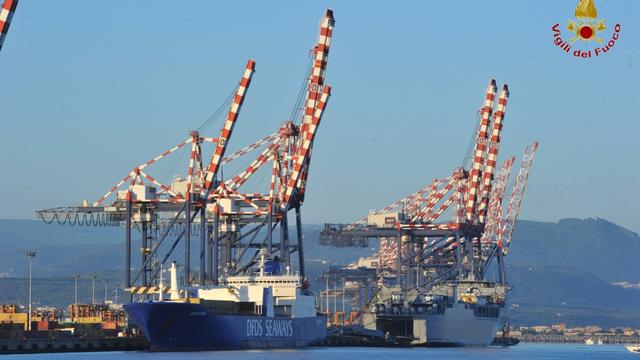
[
  {"left": 281, "top": 85, "right": 331, "bottom": 210},
  {"left": 301, "top": 9, "right": 334, "bottom": 130},
  {"left": 465, "top": 80, "right": 497, "bottom": 222},
  {"left": 202, "top": 59, "right": 256, "bottom": 195},
  {"left": 0, "top": 0, "right": 18, "bottom": 52},
  {"left": 226, "top": 141, "right": 282, "bottom": 191},
  {"left": 501, "top": 141, "right": 539, "bottom": 255},
  {"left": 477, "top": 84, "right": 509, "bottom": 223},
  {"left": 295, "top": 9, "right": 335, "bottom": 202},
  {"left": 411, "top": 176, "right": 457, "bottom": 222},
  {"left": 480, "top": 157, "right": 515, "bottom": 246},
  {"left": 344, "top": 178, "right": 448, "bottom": 231}
]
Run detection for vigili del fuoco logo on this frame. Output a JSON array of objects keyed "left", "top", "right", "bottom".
[{"left": 552, "top": 0, "right": 621, "bottom": 58}]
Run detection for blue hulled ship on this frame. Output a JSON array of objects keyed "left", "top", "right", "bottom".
[{"left": 125, "top": 255, "right": 327, "bottom": 351}]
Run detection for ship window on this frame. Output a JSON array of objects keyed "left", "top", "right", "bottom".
[
  {"left": 473, "top": 306, "right": 500, "bottom": 318},
  {"left": 201, "top": 300, "right": 236, "bottom": 314},
  {"left": 237, "top": 302, "right": 256, "bottom": 315},
  {"left": 274, "top": 305, "right": 292, "bottom": 317}
]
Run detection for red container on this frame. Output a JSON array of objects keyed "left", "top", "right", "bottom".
[
  {"left": 101, "top": 321, "right": 117, "bottom": 330},
  {"left": 35, "top": 320, "right": 49, "bottom": 331}
]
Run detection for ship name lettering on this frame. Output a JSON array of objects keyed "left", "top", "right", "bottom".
[
  {"left": 246, "top": 319, "right": 263, "bottom": 337},
  {"left": 264, "top": 319, "right": 293, "bottom": 337}
]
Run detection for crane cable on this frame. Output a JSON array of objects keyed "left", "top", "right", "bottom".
[
  {"left": 196, "top": 87, "right": 236, "bottom": 133},
  {"left": 288, "top": 55, "right": 314, "bottom": 122},
  {"left": 461, "top": 109, "right": 482, "bottom": 169},
  {"left": 196, "top": 61, "right": 252, "bottom": 134}
]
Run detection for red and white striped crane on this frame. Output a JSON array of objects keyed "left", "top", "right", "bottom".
[
  {"left": 202, "top": 60, "right": 256, "bottom": 197},
  {"left": 500, "top": 141, "right": 539, "bottom": 256},
  {"left": 320, "top": 79, "right": 537, "bottom": 288},
  {"left": 465, "top": 81, "right": 497, "bottom": 223},
  {"left": 283, "top": 9, "right": 335, "bottom": 210},
  {"left": 0, "top": 0, "right": 19, "bottom": 52},
  {"left": 478, "top": 85, "right": 509, "bottom": 223},
  {"left": 37, "top": 9, "right": 337, "bottom": 294}
]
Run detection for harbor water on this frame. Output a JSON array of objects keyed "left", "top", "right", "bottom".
[{"left": 1, "top": 344, "right": 638, "bottom": 360}]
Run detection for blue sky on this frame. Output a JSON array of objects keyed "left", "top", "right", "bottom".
[{"left": 1, "top": 1, "right": 638, "bottom": 232}]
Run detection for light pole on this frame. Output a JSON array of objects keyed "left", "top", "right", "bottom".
[
  {"left": 72, "top": 274, "right": 80, "bottom": 321},
  {"left": 114, "top": 283, "right": 120, "bottom": 305},
  {"left": 26, "top": 251, "right": 36, "bottom": 331},
  {"left": 90, "top": 275, "right": 97, "bottom": 304},
  {"left": 325, "top": 276, "right": 329, "bottom": 316},
  {"left": 342, "top": 277, "right": 346, "bottom": 325},
  {"left": 333, "top": 283, "right": 337, "bottom": 317}
]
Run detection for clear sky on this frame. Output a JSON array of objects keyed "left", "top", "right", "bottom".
[{"left": 1, "top": 1, "right": 638, "bottom": 232}]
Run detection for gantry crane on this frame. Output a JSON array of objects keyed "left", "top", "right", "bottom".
[
  {"left": 0, "top": 0, "right": 19, "bottom": 52},
  {"left": 320, "top": 80, "right": 538, "bottom": 290},
  {"left": 37, "top": 9, "right": 336, "bottom": 299}
]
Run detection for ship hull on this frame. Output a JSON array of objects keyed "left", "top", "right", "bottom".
[
  {"left": 124, "top": 302, "right": 327, "bottom": 351},
  {"left": 370, "top": 303, "right": 502, "bottom": 347},
  {"left": 422, "top": 307, "right": 501, "bottom": 347}
]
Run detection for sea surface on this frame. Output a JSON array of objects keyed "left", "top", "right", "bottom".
[{"left": 2, "top": 344, "right": 638, "bottom": 360}]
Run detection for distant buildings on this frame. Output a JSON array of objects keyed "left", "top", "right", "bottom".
[{"left": 519, "top": 323, "right": 637, "bottom": 337}]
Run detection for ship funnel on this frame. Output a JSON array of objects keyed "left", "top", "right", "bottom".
[{"left": 170, "top": 261, "right": 180, "bottom": 300}]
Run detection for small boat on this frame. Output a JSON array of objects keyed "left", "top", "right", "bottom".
[
  {"left": 627, "top": 345, "right": 640, "bottom": 353},
  {"left": 585, "top": 338, "right": 594, "bottom": 345}
]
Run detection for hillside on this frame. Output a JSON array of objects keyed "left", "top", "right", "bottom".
[
  {"left": 507, "top": 264, "right": 640, "bottom": 327},
  {"left": 508, "top": 218, "right": 640, "bottom": 282},
  {"left": 508, "top": 264, "right": 640, "bottom": 309},
  {"left": 0, "top": 219, "right": 122, "bottom": 278}
]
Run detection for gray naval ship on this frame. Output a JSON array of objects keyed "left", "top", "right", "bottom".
[{"left": 362, "top": 279, "right": 507, "bottom": 346}]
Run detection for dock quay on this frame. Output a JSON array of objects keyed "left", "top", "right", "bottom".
[
  {"left": 0, "top": 303, "right": 149, "bottom": 354},
  {"left": 320, "top": 326, "right": 399, "bottom": 347},
  {"left": 0, "top": 336, "right": 148, "bottom": 354}
]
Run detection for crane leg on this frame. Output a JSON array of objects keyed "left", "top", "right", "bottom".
[
  {"left": 199, "top": 205, "right": 206, "bottom": 285},
  {"left": 295, "top": 206, "right": 305, "bottom": 278},
  {"left": 280, "top": 213, "right": 290, "bottom": 271},
  {"left": 185, "top": 196, "right": 191, "bottom": 288},
  {"left": 125, "top": 199, "right": 132, "bottom": 289},
  {"left": 213, "top": 212, "right": 219, "bottom": 285}
]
